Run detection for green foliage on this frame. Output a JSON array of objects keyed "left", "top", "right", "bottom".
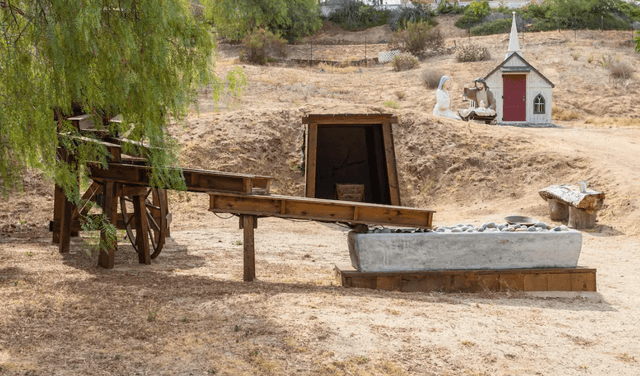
[
  {"left": 384, "top": 100, "right": 400, "bottom": 109},
  {"left": 239, "top": 28, "right": 288, "bottom": 65},
  {"left": 635, "top": 31, "right": 640, "bottom": 53},
  {"left": 390, "top": 52, "right": 419, "bottom": 71},
  {"left": 327, "top": 0, "right": 391, "bottom": 31},
  {"left": 616, "top": 0, "right": 640, "bottom": 22},
  {"left": 0, "top": 1, "right": 220, "bottom": 252},
  {"left": 455, "top": 0, "right": 490, "bottom": 28},
  {"left": 389, "top": 21, "right": 443, "bottom": 57},
  {"left": 471, "top": 18, "right": 512, "bottom": 35},
  {"left": 388, "top": 6, "right": 436, "bottom": 31},
  {"left": 204, "top": 0, "right": 321, "bottom": 42},
  {"left": 436, "top": 0, "right": 465, "bottom": 15}
]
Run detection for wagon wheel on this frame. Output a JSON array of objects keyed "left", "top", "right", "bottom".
[{"left": 120, "top": 188, "right": 167, "bottom": 259}]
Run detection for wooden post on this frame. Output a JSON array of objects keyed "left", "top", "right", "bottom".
[
  {"left": 58, "top": 148, "right": 72, "bottom": 253},
  {"left": 98, "top": 182, "right": 117, "bottom": 269},
  {"left": 568, "top": 207, "right": 597, "bottom": 229},
  {"left": 547, "top": 199, "right": 569, "bottom": 221},
  {"left": 381, "top": 123, "right": 401, "bottom": 206},
  {"left": 304, "top": 123, "right": 318, "bottom": 198},
  {"left": 134, "top": 195, "right": 151, "bottom": 264},
  {"left": 52, "top": 185, "right": 64, "bottom": 243},
  {"left": 242, "top": 215, "right": 256, "bottom": 282}
]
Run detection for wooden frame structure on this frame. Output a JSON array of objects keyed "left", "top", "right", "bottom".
[
  {"left": 335, "top": 264, "right": 597, "bottom": 293},
  {"left": 302, "top": 114, "right": 401, "bottom": 206}
]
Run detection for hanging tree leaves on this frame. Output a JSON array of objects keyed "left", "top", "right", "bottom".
[{"left": 0, "top": 0, "right": 217, "bottom": 193}]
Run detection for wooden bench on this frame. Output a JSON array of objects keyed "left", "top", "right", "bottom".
[{"left": 538, "top": 184, "right": 605, "bottom": 229}]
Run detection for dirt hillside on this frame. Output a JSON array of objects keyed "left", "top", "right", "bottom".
[{"left": 1, "top": 17, "right": 640, "bottom": 375}]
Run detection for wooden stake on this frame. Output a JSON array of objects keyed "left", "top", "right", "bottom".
[
  {"left": 304, "top": 123, "right": 318, "bottom": 198},
  {"left": 381, "top": 122, "right": 401, "bottom": 206},
  {"left": 98, "top": 181, "right": 117, "bottom": 269},
  {"left": 242, "top": 215, "right": 256, "bottom": 282},
  {"left": 52, "top": 185, "right": 63, "bottom": 244},
  {"left": 134, "top": 195, "right": 151, "bottom": 264},
  {"left": 59, "top": 193, "right": 72, "bottom": 253}
]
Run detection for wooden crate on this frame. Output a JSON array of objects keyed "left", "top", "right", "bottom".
[
  {"left": 336, "top": 184, "right": 365, "bottom": 202},
  {"left": 334, "top": 263, "right": 597, "bottom": 293},
  {"left": 302, "top": 114, "right": 400, "bottom": 206}
]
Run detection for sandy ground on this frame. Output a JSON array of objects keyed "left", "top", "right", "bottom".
[{"left": 2, "top": 17, "right": 640, "bottom": 375}]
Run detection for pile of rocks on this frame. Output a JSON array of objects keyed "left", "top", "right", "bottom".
[{"left": 366, "top": 222, "right": 570, "bottom": 234}]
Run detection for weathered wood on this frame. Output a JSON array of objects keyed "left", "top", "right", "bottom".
[
  {"left": 88, "top": 163, "right": 273, "bottom": 195},
  {"left": 547, "top": 198, "right": 569, "bottom": 221},
  {"left": 568, "top": 206, "right": 597, "bottom": 229},
  {"left": 60, "top": 134, "right": 122, "bottom": 162},
  {"left": 335, "top": 264, "right": 597, "bottom": 293},
  {"left": 52, "top": 185, "right": 64, "bottom": 243},
  {"left": 98, "top": 182, "right": 117, "bottom": 269},
  {"left": 242, "top": 215, "right": 256, "bottom": 282},
  {"left": 59, "top": 194, "right": 72, "bottom": 253},
  {"left": 335, "top": 184, "right": 365, "bottom": 202},
  {"left": 305, "top": 123, "right": 318, "bottom": 198},
  {"left": 302, "top": 114, "right": 398, "bottom": 124},
  {"left": 208, "top": 192, "right": 434, "bottom": 228},
  {"left": 539, "top": 184, "right": 605, "bottom": 213},
  {"left": 381, "top": 122, "right": 401, "bottom": 206},
  {"left": 134, "top": 195, "right": 151, "bottom": 264}
]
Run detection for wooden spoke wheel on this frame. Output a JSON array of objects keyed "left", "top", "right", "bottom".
[{"left": 120, "top": 187, "right": 167, "bottom": 259}]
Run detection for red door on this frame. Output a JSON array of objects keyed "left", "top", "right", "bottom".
[{"left": 503, "top": 75, "right": 526, "bottom": 121}]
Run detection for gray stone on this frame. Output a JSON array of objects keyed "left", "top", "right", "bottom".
[
  {"left": 486, "top": 222, "right": 496, "bottom": 228},
  {"left": 527, "top": 226, "right": 537, "bottom": 232},
  {"left": 498, "top": 224, "right": 506, "bottom": 230},
  {"left": 381, "top": 228, "right": 392, "bottom": 234},
  {"left": 535, "top": 222, "right": 548, "bottom": 229},
  {"left": 466, "top": 229, "right": 474, "bottom": 233},
  {"left": 560, "top": 225, "right": 569, "bottom": 231},
  {"left": 451, "top": 228, "right": 463, "bottom": 233},
  {"left": 348, "top": 230, "right": 583, "bottom": 272}
]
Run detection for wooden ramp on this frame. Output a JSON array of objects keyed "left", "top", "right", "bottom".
[
  {"left": 335, "top": 263, "right": 597, "bottom": 293},
  {"left": 207, "top": 192, "right": 435, "bottom": 282}
]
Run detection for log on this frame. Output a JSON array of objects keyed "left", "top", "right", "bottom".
[
  {"left": 568, "top": 207, "right": 597, "bottom": 229},
  {"left": 98, "top": 182, "right": 118, "bottom": 269},
  {"left": 538, "top": 184, "right": 605, "bottom": 213},
  {"left": 242, "top": 215, "right": 256, "bottom": 282},
  {"left": 547, "top": 199, "right": 569, "bottom": 221}
]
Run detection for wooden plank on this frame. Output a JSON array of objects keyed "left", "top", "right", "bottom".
[
  {"left": 376, "top": 277, "right": 402, "bottom": 291},
  {"left": 524, "top": 273, "right": 549, "bottom": 291},
  {"left": 477, "top": 274, "right": 500, "bottom": 291},
  {"left": 571, "top": 273, "right": 596, "bottom": 291},
  {"left": 98, "top": 182, "right": 117, "bottom": 269},
  {"left": 52, "top": 185, "right": 64, "bottom": 243},
  {"left": 381, "top": 123, "right": 401, "bottom": 206},
  {"left": 452, "top": 274, "right": 478, "bottom": 293},
  {"left": 208, "top": 193, "right": 434, "bottom": 228},
  {"left": 548, "top": 273, "right": 572, "bottom": 291},
  {"left": 122, "top": 185, "right": 148, "bottom": 197},
  {"left": 134, "top": 195, "right": 151, "bottom": 265},
  {"left": 302, "top": 114, "right": 398, "bottom": 124},
  {"left": 351, "top": 276, "right": 376, "bottom": 289},
  {"left": 305, "top": 123, "right": 318, "bottom": 198},
  {"left": 59, "top": 194, "right": 72, "bottom": 253},
  {"left": 242, "top": 215, "right": 256, "bottom": 282},
  {"left": 499, "top": 273, "right": 525, "bottom": 291}
]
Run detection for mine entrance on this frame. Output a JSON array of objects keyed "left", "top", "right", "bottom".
[{"left": 314, "top": 124, "right": 391, "bottom": 204}]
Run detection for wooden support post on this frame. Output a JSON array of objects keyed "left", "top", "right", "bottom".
[
  {"left": 305, "top": 123, "right": 318, "bottom": 198},
  {"left": 134, "top": 195, "right": 151, "bottom": 264},
  {"left": 381, "top": 123, "right": 401, "bottom": 206},
  {"left": 242, "top": 215, "right": 257, "bottom": 282},
  {"left": 98, "top": 182, "right": 117, "bottom": 269},
  {"left": 547, "top": 199, "right": 569, "bottom": 221},
  {"left": 568, "top": 207, "right": 597, "bottom": 229},
  {"left": 59, "top": 192, "right": 72, "bottom": 253},
  {"left": 52, "top": 185, "right": 64, "bottom": 243}
]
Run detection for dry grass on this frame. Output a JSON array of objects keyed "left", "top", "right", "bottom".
[
  {"left": 609, "top": 60, "right": 635, "bottom": 80},
  {"left": 391, "top": 52, "right": 419, "bottom": 71},
  {"left": 421, "top": 69, "right": 442, "bottom": 89},
  {"left": 552, "top": 105, "right": 580, "bottom": 121},
  {"left": 584, "top": 117, "right": 640, "bottom": 127},
  {"left": 316, "top": 63, "right": 359, "bottom": 74}
]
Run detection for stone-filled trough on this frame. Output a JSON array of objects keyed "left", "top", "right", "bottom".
[{"left": 348, "top": 222, "right": 582, "bottom": 272}]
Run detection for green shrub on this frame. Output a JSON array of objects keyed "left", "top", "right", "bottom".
[
  {"left": 391, "top": 52, "right": 419, "bottom": 71},
  {"left": 455, "top": 0, "right": 490, "bottom": 29},
  {"left": 455, "top": 44, "right": 490, "bottom": 62},
  {"left": 528, "top": 18, "right": 557, "bottom": 32},
  {"left": 389, "top": 21, "right": 444, "bottom": 57},
  {"left": 388, "top": 6, "right": 436, "bottom": 31},
  {"left": 240, "top": 28, "right": 288, "bottom": 65},
  {"left": 470, "top": 18, "right": 512, "bottom": 35},
  {"left": 327, "top": 0, "right": 391, "bottom": 31},
  {"left": 275, "top": 0, "right": 323, "bottom": 42},
  {"left": 436, "top": 0, "right": 465, "bottom": 15}
]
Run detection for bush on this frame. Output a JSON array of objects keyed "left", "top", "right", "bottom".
[
  {"left": 421, "top": 69, "right": 442, "bottom": 89},
  {"left": 276, "top": 0, "right": 323, "bottom": 42},
  {"left": 240, "top": 28, "right": 288, "bottom": 65},
  {"left": 388, "top": 6, "right": 436, "bottom": 31},
  {"left": 436, "top": 0, "right": 465, "bottom": 15},
  {"left": 327, "top": 0, "right": 391, "bottom": 31},
  {"left": 609, "top": 60, "right": 635, "bottom": 80},
  {"left": 455, "top": 44, "right": 490, "bottom": 62},
  {"left": 470, "top": 18, "right": 513, "bottom": 35},
  {"left": 388, "top": 21, "right": 443, "bottom": 57},
  {"left": 391, "top": 52, "right": 419, "bottom": 71},
  {"left": 455, "top": 0, "right": 490, "bottom": 29}
]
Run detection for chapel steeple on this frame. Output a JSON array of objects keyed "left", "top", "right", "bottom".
[{"left": 505, "top": 11, "right": 522, "bottom": 60}]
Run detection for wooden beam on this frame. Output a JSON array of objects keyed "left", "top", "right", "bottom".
[
  {"left": 134, "top": 195, "right": 151, "bottom": 264},
  {"left": 302, "top": 114, "right": 399, "bottom": 124},
  {"left": 305, "top": 123, "right": 318, "bottom": 198},
  {"left": 59, "top": 194, "right": 72, "bottom": 253},
  {"left": 242, "top": 215, "right": 256, "bottom": 282},
  {"left": 98, "top": 182, "right": 117, "bottom": 269},
  {"left": 209, "top": 193, "right": 434, "bottom": 228},
  {"left": 381, "top": 122, "right": 401, "bottom": 206},
  {"left": 52, "top": 185, "right": 64, "bottom": 244}
]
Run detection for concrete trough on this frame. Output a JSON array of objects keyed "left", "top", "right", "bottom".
[{"left": 348, "top": 230, "right": 583, "bottom": 272}]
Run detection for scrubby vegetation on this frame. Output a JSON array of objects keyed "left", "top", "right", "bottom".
[
  {"left": 421, "top": 69, "right": 443, "bottom": 89},
  {"left": 455, "top": 44, "right": 490, "bottom": 62},
  {"left": 391, "top": 52, "right": 419, "bottom": 71},
  {"left": 387, "top": 5, "right": 437, "bottom": 31},
  {"left": 240, "top": 28, "right": 288, "bottom": 65},
  {"left": 388, "top": 21, "right": 444, "bottom": 57},
  {"left": 326, "top": 0, "right": 391, "bottom": 31}
]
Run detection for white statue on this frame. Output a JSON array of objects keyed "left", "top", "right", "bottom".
[{"left": 433, "top": 76, "right": 461, "bottom": 120}]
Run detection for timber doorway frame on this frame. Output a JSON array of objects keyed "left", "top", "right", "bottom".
[
  {"left": 502, "top": 74, "right": 527, "bottom": 122},
  {"left": 302, "top": 114, "right": 401, "bottom": 206}
]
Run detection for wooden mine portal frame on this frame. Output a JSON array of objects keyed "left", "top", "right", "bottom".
[{"left": 51, "top": 113, "right": 435, "bottom": 281}]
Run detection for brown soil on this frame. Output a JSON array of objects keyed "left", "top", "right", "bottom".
[{"left": 2, "top": 17, "right": 640, "bottom": 375}]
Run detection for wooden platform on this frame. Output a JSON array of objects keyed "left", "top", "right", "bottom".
[
  {"left": 334, "top": 263, "right": 597, "bottom": 293},
  {"left": 208, "top": 192, "right": 434, "bottom": 228}
]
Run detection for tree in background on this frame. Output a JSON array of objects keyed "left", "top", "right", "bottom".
[{"left": 204, "top": 0, "right": 322, "bottom": 42}]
